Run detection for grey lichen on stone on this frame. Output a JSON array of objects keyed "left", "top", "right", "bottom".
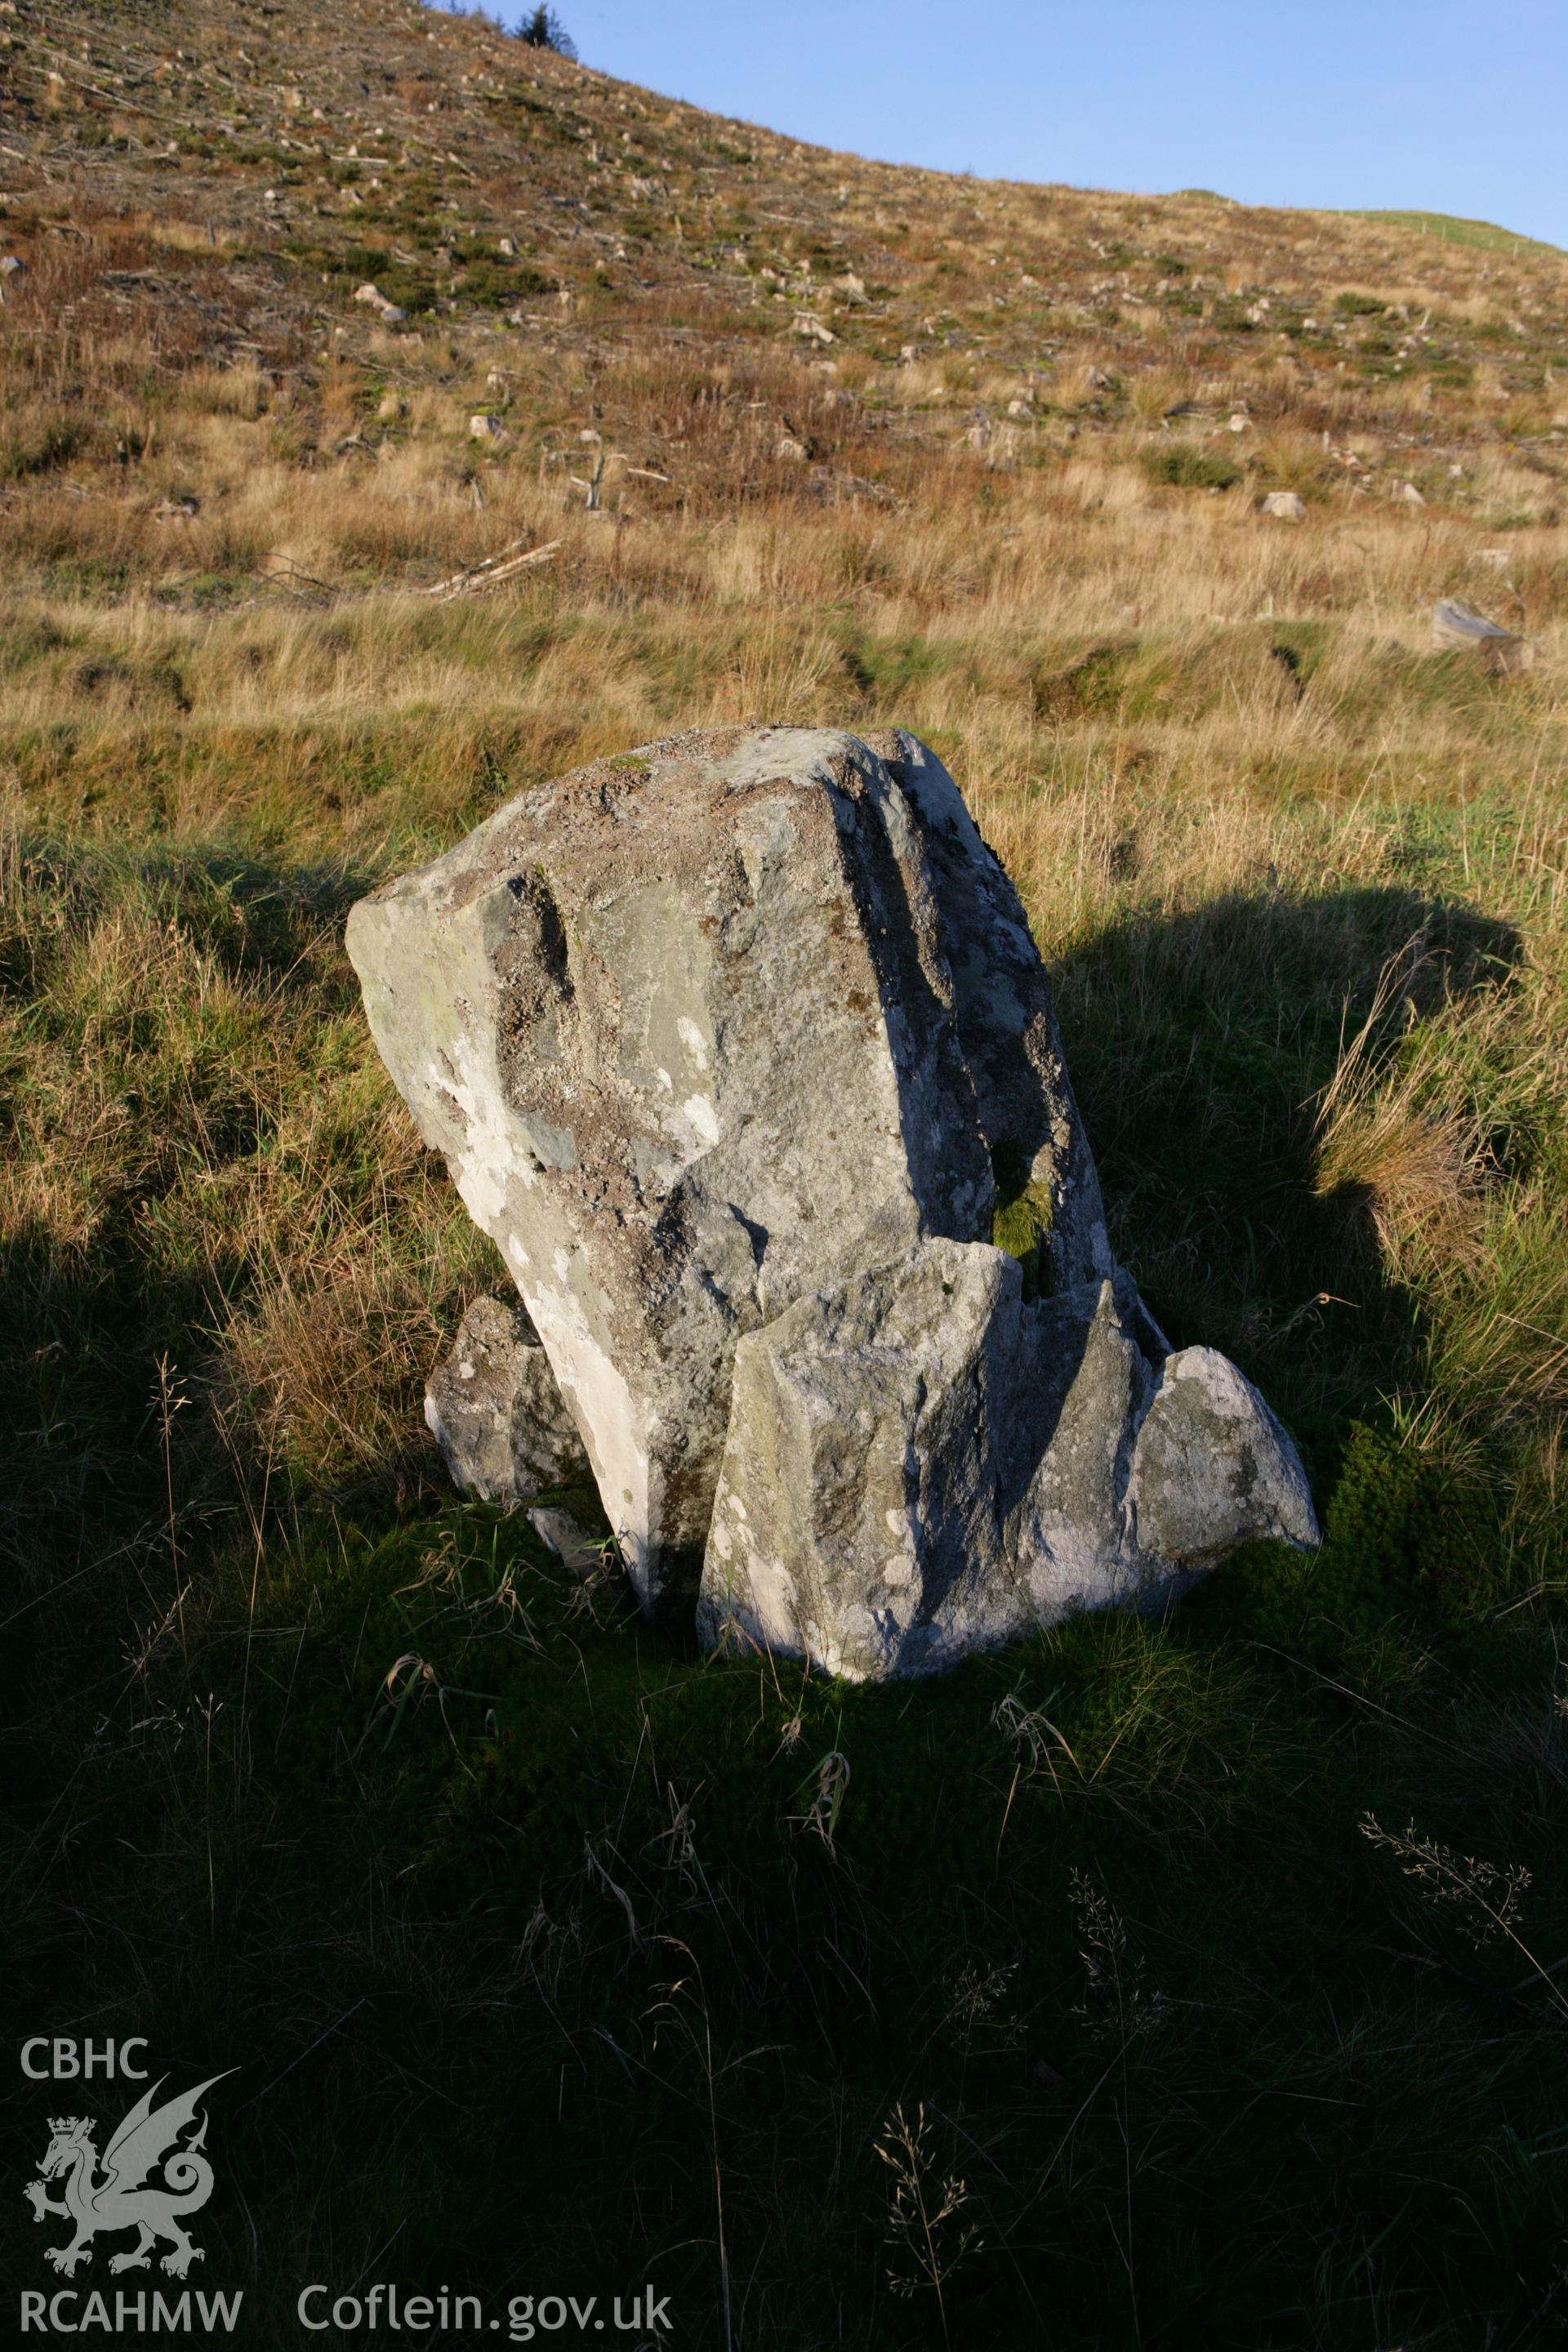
[
  {"left": 1129, "top": 1347, "right": 1319, "bottom": 1562},
  {"left": 350, "top": 724, "right": 1319, "bottom": 1676},
  {"left": 699, "top": 1238, "right": 1031, "bottom": 1681},
  {"left": 697, "top": 1240, "right": 1317, "bottom": 1681},
  {"left": 425, "top": 1293, "right": 590, "bottom": 1507}
]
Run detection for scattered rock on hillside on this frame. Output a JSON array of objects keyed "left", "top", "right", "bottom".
[
  {"left": 354, "top": 280, "right": 406, "bottom": 325},
  {"left": 1263, "top": 489, "right": 1306, "bottom": 520},
  {"left": 1432, "top": 598, "right": 1531, "bottom": 675},
  {"left": 350, "top": 725, "right": 1319, "bottom": 1670},
  {"left": 425, "top": 1293, "right": 590, "bottom": 1505}
]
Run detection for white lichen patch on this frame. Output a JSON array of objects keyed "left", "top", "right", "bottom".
[
  {"left": 680, "top": 1093, "right": 721, "bottom": 1150},
  {"left": 676, "top": 1014, "right": 710, "bottom": 1071},
  {"left": 525, "top": 1271, "right": 653, "bottom": 1592},
  {"left": 428, "top": 1033, "right": 535, "bottom": 1225}
]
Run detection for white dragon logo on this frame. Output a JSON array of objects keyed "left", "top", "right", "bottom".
[{"left": 24, "top": 2074, "right": 232, "bottom": 2279}]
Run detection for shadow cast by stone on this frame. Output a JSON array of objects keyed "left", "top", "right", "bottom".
[{"left": 1055, "top": 880, "right": 1521, "bottom": 1447}]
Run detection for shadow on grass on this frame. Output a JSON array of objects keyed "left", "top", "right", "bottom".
[{"left": 1054, "top": 880, "right": 1521, "bottom": 1468}]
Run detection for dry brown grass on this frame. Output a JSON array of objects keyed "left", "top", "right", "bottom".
[
  {"left": 1312, "top": 955, "right": 1490, "bottom": 1281},
  {"left": 0, "top": 0, "right": 1566, "bottom": 1530}
]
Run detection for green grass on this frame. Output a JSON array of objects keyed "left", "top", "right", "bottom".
[
  {"left": 6, "top": 1403, "right": 1566, "bottom": 2343},
  {"left": 1331, "top": 210, "right": 1566, "bottom": 257},
  {"left": 1137, "top": 440, "right": 1244, "bottom": 492}
]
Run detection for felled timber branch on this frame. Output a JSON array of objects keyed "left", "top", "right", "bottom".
[{"left": 421, "top": 536, "right": 564, "bottom": 602}]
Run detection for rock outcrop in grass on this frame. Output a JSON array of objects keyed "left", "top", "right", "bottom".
[{"left": 349, "top": 725, "right": 1317, "bottom": 1673}]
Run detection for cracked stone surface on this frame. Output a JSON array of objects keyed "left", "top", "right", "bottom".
[
  {"left": 698, "top": 1241, "right": 1317, "bottom": 1680},
  {"left": 350, "top": 724, "right": 1318, "bottom": 1664}
]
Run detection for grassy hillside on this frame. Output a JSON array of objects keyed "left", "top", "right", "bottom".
[
  {"left": 3, "top": 2, "right": 1568, "bottom": 2345},
  {"left": 1334, "top": 208, "right": 1564, "bottom": 257}
]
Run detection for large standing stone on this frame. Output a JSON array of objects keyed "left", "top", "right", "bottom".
[
  {"left": 349, "top": 727, "right": 1106, "bottom": 1610},
  {"left": 348, "top": 724, "right": 1318, "bottom": 1663}
]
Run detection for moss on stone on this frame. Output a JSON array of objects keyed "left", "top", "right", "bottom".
[{"left": 990, "top": 1140, "right": 1054, "bottom": 1300}]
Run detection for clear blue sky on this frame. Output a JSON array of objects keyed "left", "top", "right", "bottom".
[{"left": 510, "top": 0, "right": 1568, "bottom": 250}]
